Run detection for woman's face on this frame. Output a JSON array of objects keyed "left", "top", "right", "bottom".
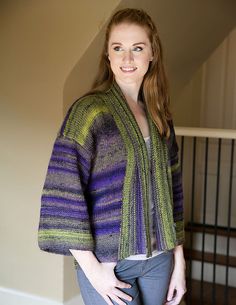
[{"left": 107, "top": 23, "right": 153, "bottom": 87}]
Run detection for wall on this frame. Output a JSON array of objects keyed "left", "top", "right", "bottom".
[
  {"left": 0, "top": 0, "right": 120, "bottom": 304},
  {"left": 174, "top": 28, "right": 236, "bottom": 128},
  {"left": 200, "top": 28, "right": 236, "bottom": 129}
]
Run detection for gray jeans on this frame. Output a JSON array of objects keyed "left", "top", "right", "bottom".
[{"left": 76, "top": 250, "right": 173, "bottom": 305}]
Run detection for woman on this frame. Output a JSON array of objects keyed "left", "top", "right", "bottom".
[{"left": 38, "top": 8, "right": 186, "bottom": 305}]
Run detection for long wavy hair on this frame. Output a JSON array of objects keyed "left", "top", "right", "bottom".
[{"left": 87, "top": 8, "right": 172, "bottom": 138}]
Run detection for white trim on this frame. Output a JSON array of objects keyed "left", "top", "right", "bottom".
[
  {"left": 0, "top": 287, "right": 84, "bottom": 305},
  {"left": 175, "top": 126, "right": 236, "bottom": 139},
  {"left": 65, "top": 294, "right": 84, "bottom": 305}
]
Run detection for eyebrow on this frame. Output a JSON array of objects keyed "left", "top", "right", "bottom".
[{"left": 111, "top": 42, "right": 147, "bottom": 46}]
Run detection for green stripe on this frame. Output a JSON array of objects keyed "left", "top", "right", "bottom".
[
  {"left": 102, "top": 92, "right": 135, "bottom": 259},
  {"left": 63, "top": 96, "right": 109, "bottom": 146},
  {"left": 38, "top": 230, "right": 93, "bottom": 242}
]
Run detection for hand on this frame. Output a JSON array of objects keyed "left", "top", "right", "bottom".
[
  {"left": 69, "top": 249, "right": 132, "bottom": 305},
  {"left": 85, "top": 262, "right": 132, "bottom": 305},
  {"left": 165, "top": 246, "right": 186, "bottom": 305}
]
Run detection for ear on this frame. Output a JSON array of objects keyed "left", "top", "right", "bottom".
[{"left": 150, "top": 56, "right": 153, "bottom": 62}]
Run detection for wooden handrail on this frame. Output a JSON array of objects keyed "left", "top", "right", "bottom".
[
  {"left": 184, "top": 249, "right": 236, "bottom": 267},
  {"left": 175, "top": 126, "right": 236, "bottom": 139}
]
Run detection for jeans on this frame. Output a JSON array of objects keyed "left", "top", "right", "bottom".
[{"left": 76, "top": 250, "right": 173, "bottom": 305}]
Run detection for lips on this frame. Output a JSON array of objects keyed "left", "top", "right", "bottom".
[{"left": 120, "top": 67, "right": 137, "bottom": 72}]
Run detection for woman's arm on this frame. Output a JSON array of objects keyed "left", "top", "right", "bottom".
[
  {"left": 165, "top": 123, "right": 186, "bottom": 305},
  {"left": 165, "top": 245, "right": 186, "bottom": 305},
  {"left": 70, "top": 249, "right": 132, "bottom": 305}
]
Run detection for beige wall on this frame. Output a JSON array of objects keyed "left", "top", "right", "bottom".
[
  {"left": 0, "top": 0, "right": 120, "bottom": 303},
  {"left": 200, "top": 27, "right": 236, "bottom": 129},
  {"left": 174, "top": 27, "right": 236, "bottom": 128}
]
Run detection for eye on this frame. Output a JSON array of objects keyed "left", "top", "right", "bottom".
[
  {"left": 133, "top": 46, "right": 143, "bottom": 52},
  {"left": 113, "top": 46, "right": 123, "bottom": 51}
]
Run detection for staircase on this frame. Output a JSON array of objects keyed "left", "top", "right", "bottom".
[
  {"left": 184, "top": 222, "right": 236, "bottom": 305},
  {"left": 175, "top": 127, "right": 236, "bottom": 305}
]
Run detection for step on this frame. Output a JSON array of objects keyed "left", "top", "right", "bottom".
[
  {"left": 185, "top": 222, "right": 236, "bottom": 238},
  {"left": 185, "top": 279, "right": 236, "bottom": 305},
  {"left": 184, "top": 249, "right": 236, "bottom": 268}
]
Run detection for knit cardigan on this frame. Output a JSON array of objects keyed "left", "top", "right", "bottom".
[{"left": 38, "top": 82, "right": 184, "bottom": 262}]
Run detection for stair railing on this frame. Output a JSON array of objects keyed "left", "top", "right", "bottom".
[{"left": 175, "top": 127, "right": 236, "bottom": 305}]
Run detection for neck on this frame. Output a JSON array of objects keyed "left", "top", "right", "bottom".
[{"left": 115, "top": 78, "right": 142, "bottom": 104}]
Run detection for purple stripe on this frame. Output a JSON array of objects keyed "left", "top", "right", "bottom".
[
  {"left": 93, "top": 201, "right": 122, "bottom": 214},
  {"left": 173, "top": 205, "right": 184, "bottom": 213},
  {"left": 92, "top": 165, "right": 125, "bottom": 181},
  {"left": 172, "top": 173, "right": 182, "bottom": 181},
  {"left": 52, "top": 146, "right": 90, "bottom": 170},
  {"left": 48, "top": 166, "right": 78, "bottom": 175},
  {"left": 89, "top": 185, "right": 122, "bottom": 201},
  {"left": 173, "top": 194, "right": 184, "bottom": 202},
  {"left": 173, "top": 190, "right": 183, "bottom": 198},
  {"left": 94, "top": 226, "right": 120, "bottom": 235},
  {"left": 39, "top": 223, "right": 80, "bottom": 230},
  {"left": 172, "top": 183, "right": 182, "bottom": 190},
  {"left": 90, "top": 169, "right": 124, "bottom": 187},
  {"left": 40, "top": 209, "right": 89, "bottom": 220},
  {"left": 42, "top": 195, "right": 85, "bottom": 206},
  {"left": 77, "top": 155, "right": 90, "bottom": 171},
  {"left": 50, "top": 156, "right": 77, "bottom": 165},
  {"left": 94, "top": 220, "right": 120, "bottom": 229},
  {"left": 93, "top": 221, "right": 121, "bottom": 235},
  {"left": 54, "top": 143, "right": 76, "bottom": 155}
]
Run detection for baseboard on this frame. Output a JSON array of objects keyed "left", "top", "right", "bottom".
[
  {"left": 0, "top": 287, "right": 84, "bottom": 305},
  {"left": 65, "top": 294, "right": 84, "bottom": 305}
]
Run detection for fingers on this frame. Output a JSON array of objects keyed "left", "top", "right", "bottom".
[
  {"left": 166, "top": 283, "right": 175, "bottom": 302},
  {"left": 102, "top": 290, "right": 132, "bottom": 305},
  {"left": 174, "top": 288, "right": 186, "bottom": 304},
  {"left": 165, "top": 288, "right": 186, "bottom": 305},
  {"left": 112, "top": 287, "right": 132, "bottom": 302},
  {"left": 102, "top": 280, "right": 133, "bottom": 305},
  {"left": 109, "top": 293, "right": 129, "bottom": 305},
  {"left": 102, "top": 294, "right": 114, "bottom": 305},
  {"left": 116, "top": 279, "right": 132, "bottom": 289}
]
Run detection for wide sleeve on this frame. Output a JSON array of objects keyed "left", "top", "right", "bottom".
[
  {"left": 168, "top": 121, "right": 185, "bottom": 245},
  {"left": 38, "top": 99, "right": 96, "bottom": 255}
]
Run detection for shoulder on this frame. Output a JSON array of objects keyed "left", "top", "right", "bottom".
[
  {"left": 59, "top": 93, "right": 109, "bottom": 143},
  {"left": 67, "top": 93, "right": 109, "bottom": 121}
]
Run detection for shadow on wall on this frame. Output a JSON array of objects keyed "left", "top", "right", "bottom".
[{"left": 63, "top": 21, "right": 107, "bottom": 114}]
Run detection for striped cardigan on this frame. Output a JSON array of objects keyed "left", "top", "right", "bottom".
[{"left": 38, "top": 82, "right": 184, "bottom": 262}]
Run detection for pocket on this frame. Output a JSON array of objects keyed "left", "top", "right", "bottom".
[{"left": 114, "top": 259, "right": 126, "bottom": 270}]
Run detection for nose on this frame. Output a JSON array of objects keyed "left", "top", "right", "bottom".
[{"left": 123, "top": 50, "right": 134, "bottom": 63}]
